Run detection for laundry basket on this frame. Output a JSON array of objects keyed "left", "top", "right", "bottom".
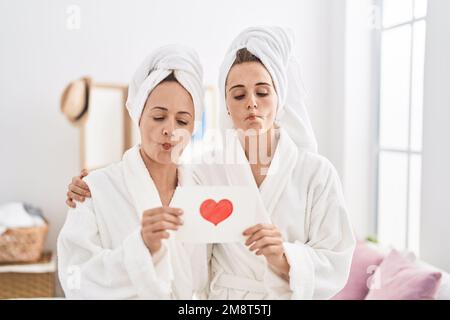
[
  {"left": 0, "top": 252, "right": 56, "bottom": 299},
  {"left": 0, "top": 222, "right": 49, "bottom": 264}
]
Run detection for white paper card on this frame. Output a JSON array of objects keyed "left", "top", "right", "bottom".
[{"left": 170, "top": 186, "right": 256, "bottom": 243}]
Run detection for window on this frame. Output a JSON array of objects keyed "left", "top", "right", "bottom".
[
  {"left": 375, "top": 0, "right": 427, "bottom": 255},
  {"left": 192, "top": 86, "right": 218, "bottom": 142}
]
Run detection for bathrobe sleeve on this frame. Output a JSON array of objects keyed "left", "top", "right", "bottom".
[
  {"left": 57, "top": 199, "right": 174, "bottom": 299},
  {"left": 266, "top": 159, "right": 356, "bottom": 300}
]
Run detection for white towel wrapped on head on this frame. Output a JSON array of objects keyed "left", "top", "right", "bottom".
[
  {"left": 126, "top": 44, "right": 205, "bottom": 133},
  {"left": 218, "top": 26, "right": 318, "bottom": 152}
]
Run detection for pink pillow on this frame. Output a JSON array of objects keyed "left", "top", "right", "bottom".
[
  {"left": 332, "top": 240, "right": 385, "bottom": 300},
  {"left": 365, "top": 250, "right": 442, "bottom": 300}
]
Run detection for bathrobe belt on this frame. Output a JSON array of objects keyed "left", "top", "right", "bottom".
[{"left": 210, "top": 270, "right": 267, "bottom": 294}]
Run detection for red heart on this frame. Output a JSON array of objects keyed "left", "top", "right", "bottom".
[{"left": 199, "top": 199, "right": 233, "bottom": 226}]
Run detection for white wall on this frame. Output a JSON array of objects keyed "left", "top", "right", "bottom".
[
  {"left": 327, "top": 0, "right": 378, "bottom": 239},
  {"left": 342, "top": 0, "right": 378, "bottom": 239},
  {"left": 420, "top": 0, "right": 450, "bottom": 272},
  {"left": 0, "top": 0, "right": 337, "bottom": 252}
]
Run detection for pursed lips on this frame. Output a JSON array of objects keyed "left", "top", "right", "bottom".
[
  {"left": 245, "top": 114, "right": 262, "bottom": 121},
  {"left": 161, "top": 142, "right": 173, "bottom": 150}
]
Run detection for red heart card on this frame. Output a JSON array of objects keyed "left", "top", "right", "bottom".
[{"left": 199, "top": 199, "right": 233, "bottom": 226}]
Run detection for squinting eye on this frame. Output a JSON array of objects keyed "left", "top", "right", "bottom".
[
  {"left": 234, "top": 95, "right": 245, "bottom": 100},
  {"left": 257, "top": 93, "right": 269, "bottom": 97},
  {"left": 153, "top": 117, "right": 164, "bottom": 122},
  {"left": 177, "top": 120, "right": 188, "bottom": 126}
]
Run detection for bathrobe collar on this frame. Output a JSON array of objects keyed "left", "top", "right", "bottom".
[
  {"left": 259, "top": 128, "right": 298, "bottom": 215},
  {"left": 224, "top": 128, "right": 298, "bottom": 219},
  {"left": 122, "top": 145, "right": 180, "bottom": 220}
]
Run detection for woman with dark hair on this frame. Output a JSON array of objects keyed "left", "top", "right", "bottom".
[{"left": 58, "top": 44, "right": 208, "bottom": 299}]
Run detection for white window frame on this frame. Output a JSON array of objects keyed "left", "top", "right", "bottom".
[{"left": 374, "top": 0, "right": 427, "bottom": 253}]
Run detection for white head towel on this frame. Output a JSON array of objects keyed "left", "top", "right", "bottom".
[
  {"left": 218, "top": 26, "right": 318, "bottom": 153},
  {"left": 126, "top": 44, "right": 204, "bottom": 133}
]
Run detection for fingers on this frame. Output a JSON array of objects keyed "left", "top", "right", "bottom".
[
  {"left": 142, "top": 221, "right": 180, "bottom": 233},
  {"left": 141, "top": 230, "right": 170, "bottom": 241},
  {"left": 71, "top": 176, "right": 90, "bottom": 195},
  {"left": 243, "top": 223, "right": 275, "bottom": 236},
  {"left": 80, "top": 169, "right": 89, "bottom": 178},
  {"left": 243, "top": 224, "right": 284, "bottom": 258},
  {"left": 66, "top": 198, "right": 76, "bottom": 208},
  {"left": 69, "top": 183, "right": 91, "bottom": 197},
  {"left": 142, "top": 213, "right": 183, "bottom": 226},
  {"left": 67, "top": 190, "right": 85, "bottom": 203},
  {"left": 248, "top": 236, "right": 283, "bottom": 252},
  {"left": 66, "top": 173, "right": 90, "bottom": 207},
  {"left": 140, "top": 207, "right": 184, "bottom": 252},
  {"left": 143, "top": 206, "right": 183, "bottom": 217},
  {"left": 255, "top": 245, "right": 284, "bottom": 257},
  {"left": 245, "top": 228, "right": 281, "bottom": 246}
]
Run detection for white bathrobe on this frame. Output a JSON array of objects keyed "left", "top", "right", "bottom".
[
  {"left": 192, "top": 129, "right": 355, "bottom": 300},
  {"left": 57, "top": 145, "right": 208, "bottom": 299}
]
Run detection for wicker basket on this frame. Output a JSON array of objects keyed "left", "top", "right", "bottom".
[
  {"left": 0, "top": 252, "right": 55, "bottom": 299},
  {"left": 0, "top": 223, "right": 49, "bottom": 264}
]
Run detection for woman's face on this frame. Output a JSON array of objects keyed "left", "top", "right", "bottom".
[
  {"left": 139, "top": 81, "right": 195, "bottom": 165},
  {"left": 225, "top": 61, "right": 278, "bottom": 134}
]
